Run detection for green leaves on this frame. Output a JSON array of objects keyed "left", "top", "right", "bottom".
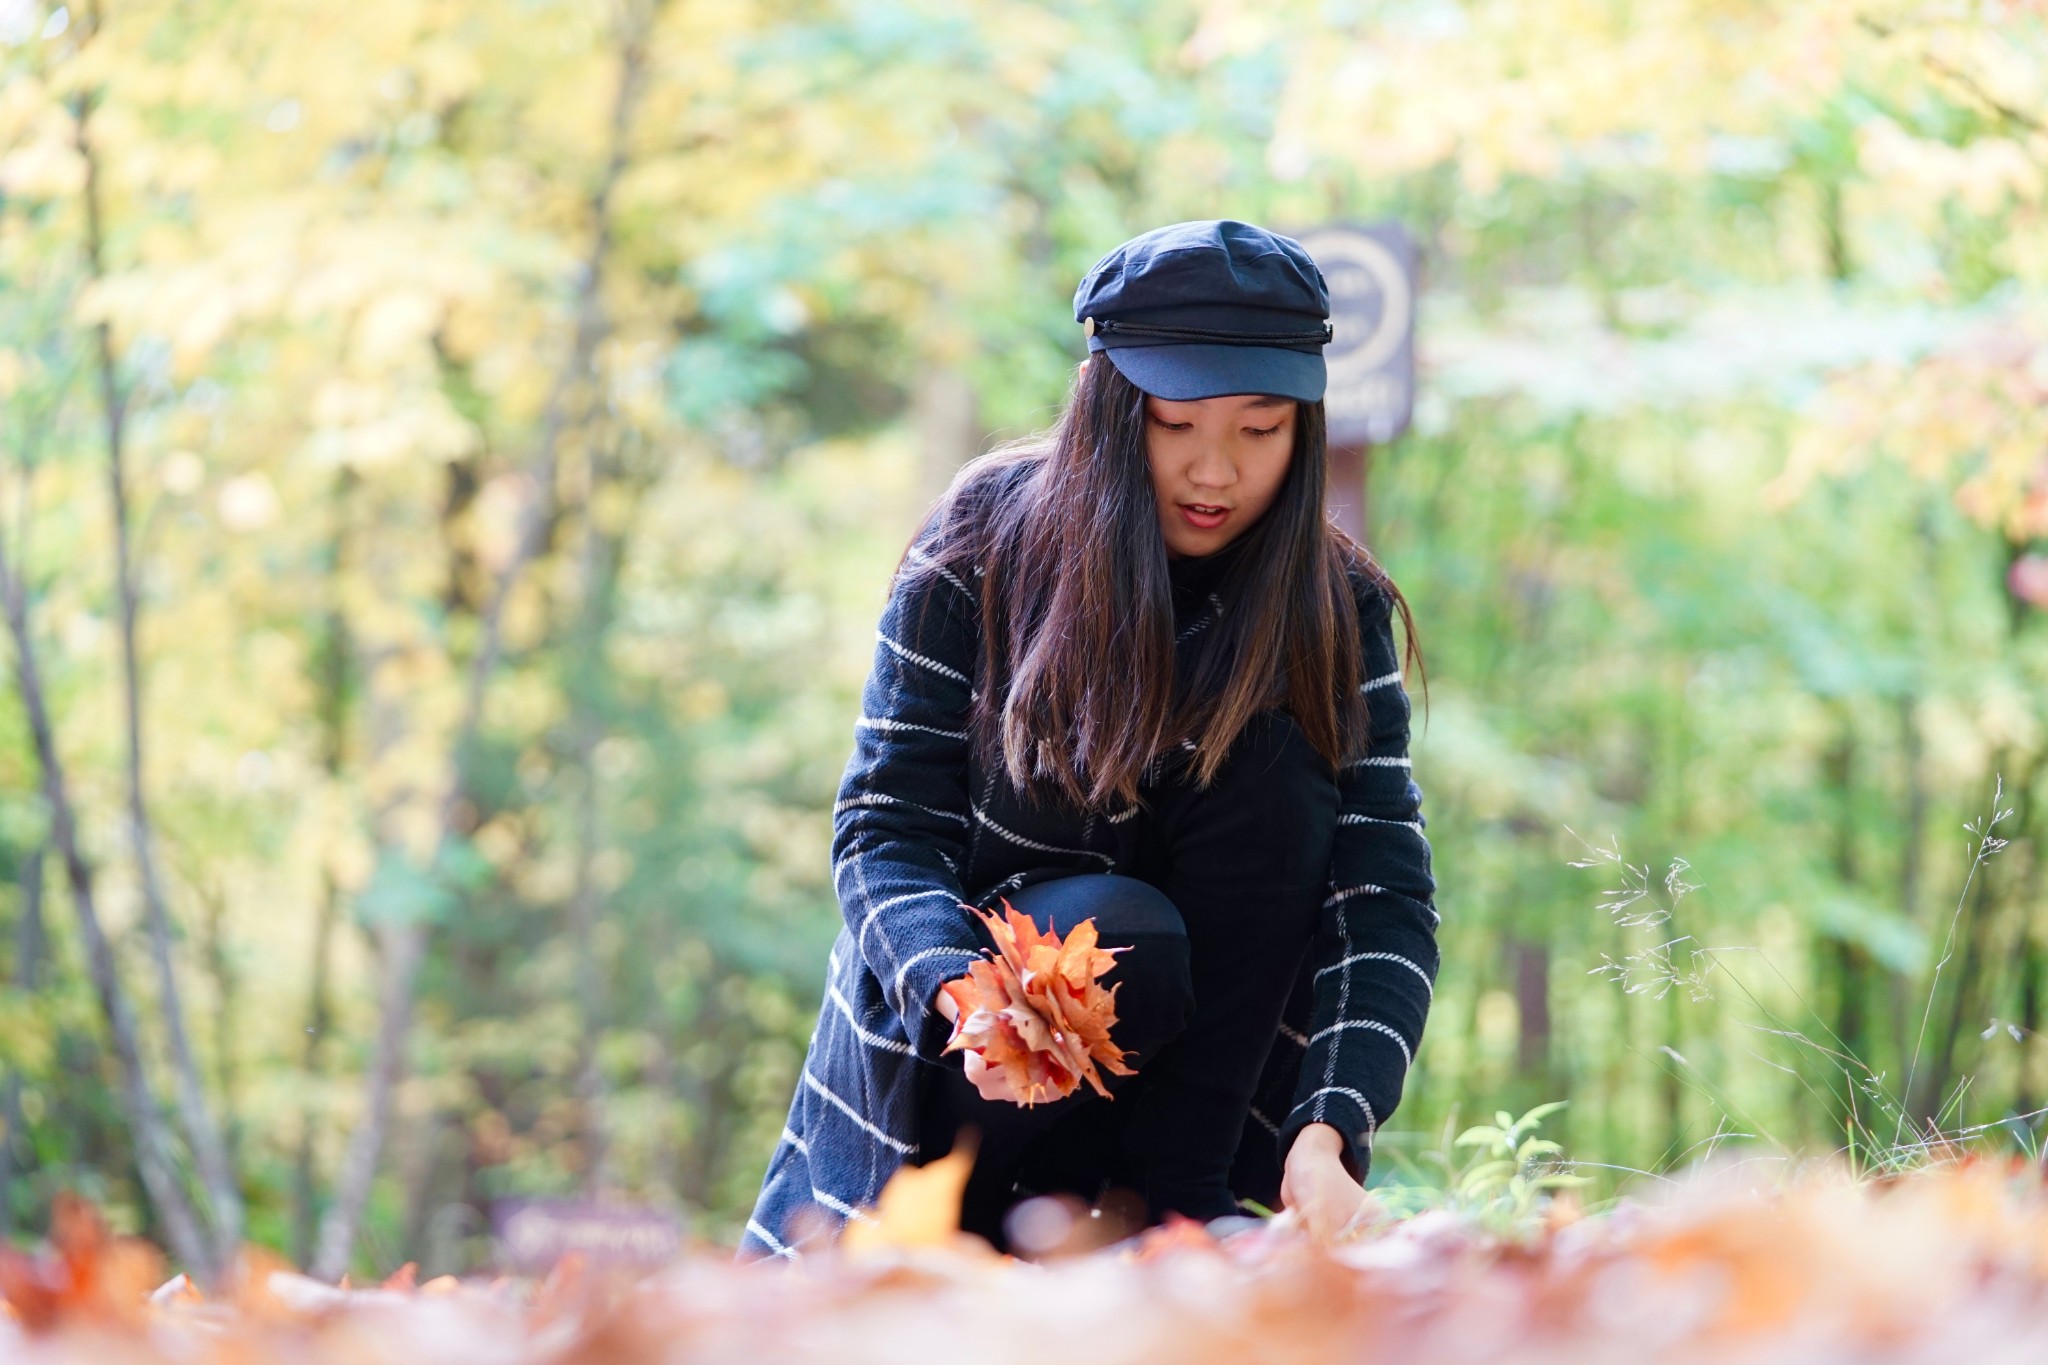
[
  {"left": 354, "top": 840, "right": 492, "bottom": 928},
  {"left": 1379, "top": 1100, "right": 1589, "bottom": 1237},
  {"left": 1450, "top": 1101, "right": 1585, "bottom": 1212}
]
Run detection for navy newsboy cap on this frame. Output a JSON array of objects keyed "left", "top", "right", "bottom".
[{"left": 1073, "top": 220, "right": 1332, "bottom": 402}]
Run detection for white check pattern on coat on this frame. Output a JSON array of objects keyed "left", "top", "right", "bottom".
[{"left": 739, "top": 529, "right": 1438, "bottom": 1262}]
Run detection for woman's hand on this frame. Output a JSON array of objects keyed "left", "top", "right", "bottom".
[
  {"left": 934, "top": 981, "right": 1026, "bottom": 1104},
  {"left": 1280, "top": 1122, "right": 1379, "bottom": 1241}
]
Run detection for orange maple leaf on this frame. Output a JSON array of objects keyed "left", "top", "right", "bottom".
[
  {"left": 940, "top": 899, "right": 1137, "bottom": 1105},
  {"left": 0, "top": 1192, "right": 162, "bottom": 1334}
]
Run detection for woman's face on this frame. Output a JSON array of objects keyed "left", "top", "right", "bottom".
[{"left": 1142, "top": 391, "right": 1298, "bottom": 558}]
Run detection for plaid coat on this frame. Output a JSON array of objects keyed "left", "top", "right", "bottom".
[{"left": 739, "top": 528, "right": 1439, "bottom": 1262}]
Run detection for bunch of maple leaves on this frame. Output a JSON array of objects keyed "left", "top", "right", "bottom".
[
  {"left": 937, "top": 901, "right": 1136, "bottom": 1104},
  {"left": 13, "top": 1152, "right": 2048, "bottom": 1361}
]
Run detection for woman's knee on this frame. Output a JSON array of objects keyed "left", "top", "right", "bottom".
[
  {"left": 1009, "top": 872, "right": 1181, "bottom": 940},
  {"left": 1004, "top": 874, "right": 1193, "bottom": 1062}
]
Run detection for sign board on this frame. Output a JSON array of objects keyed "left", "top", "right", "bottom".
[
  {"left": 1292, "top": 223, "right": 1418, "bottom": 447},
  {"left": 491, "top": 1199, "right": 685, "bottom": 1275}
]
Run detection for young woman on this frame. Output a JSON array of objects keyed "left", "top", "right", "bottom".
[{"left": 740, "top": 220, "right": 1439, "bottom": 1261}]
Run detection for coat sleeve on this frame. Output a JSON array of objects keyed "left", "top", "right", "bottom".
[
  {"left": 830, "top": 535, "right": 986, "bottom": 1063},
  {"left": 1275, "top": 579, "right": 1440, "bottom": 1183}
]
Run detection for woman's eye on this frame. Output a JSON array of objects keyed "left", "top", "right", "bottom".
[
  {"left": 1245, "top": 424, "right": 1282, "bottom": 438},
  {"left": 1150, "top": 416, "right": 1193, "bottom": 432}
]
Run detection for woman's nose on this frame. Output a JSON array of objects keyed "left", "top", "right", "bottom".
[{"left": 1187, "top": 442, "right": 1239, "bottom": 487}]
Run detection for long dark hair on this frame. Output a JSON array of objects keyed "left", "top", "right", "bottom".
[{"left": 907, "top": 358, "right": 1422, "bottom": 809}]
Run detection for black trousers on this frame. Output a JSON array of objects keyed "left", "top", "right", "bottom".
[{"left": 915, "top": 712, "right": 1339, "bottom": 1249}]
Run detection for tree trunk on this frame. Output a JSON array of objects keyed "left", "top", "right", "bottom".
[
  {"left": 1819, "top": 172, "right": 1853, "bottom": 284},
  {"left": 1823, "top": 712, "right": 1869, "bottom": 1139},
  {"left": 2009, "top": 765, "right": 2048, "bottom": 1129},
  {"left": 197, "top": 877, "right": 242, "bottom": 1172},
  {"left": 642, "top": 1029, "right": 680, "bottom": 1208},
  {"left": 291, "top": 866, "right": 342, "bottom": 1270},
  {"left": 291, "top": 469, "right": 355, "bottom": 1269},
  {"left": 311, "top": 0, "right": 665, "bottom": 1278},
  {"left": 1912, "top": 858, "right": 1991, "bottom": 1131},
  {"left": 2019, "top": 895, "right": 2045, "bottom": 1125},
  {"left": 1509, "top": 937, "right": 1550, "bottom": 1081},
  {"left": 568, "top": 652, "right": 610, "bottom": 1199},
  {"left": 677, "top": 983, "right": 734, "bottom": 1210},
  {"left": 1660, "top": 985, "right": 1684, "bottom": 1157},
  {"left": 0, "top": 539, "right": 211, "bottom": 1277},
  {"left": 1999, "top": 769, "right": 2046, "bottom": 1125},
  {"left": 397, "top": 1107, "right": 450, "bottom": 1267},
  {"left": 69, "top": 30, "right": 242, "bottom": 1262},
  {"left": 0, "top": 845, "right": 46, "bottom": 1236},
  {"left": 312, "top": 918, "right": 426, "bottom": 1280},
  {"left": 1892, "top": 693, "right": 1926, "bottom": 1075},
  {"left": 565, "top": 438, "right": 642, "bottom": 1199},
  {"left": 1913, "top": 758, "right": 2040, "bottom": 1131}
]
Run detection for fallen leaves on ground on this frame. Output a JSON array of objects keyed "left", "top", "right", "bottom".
[
  {"left": 12, "top": 1157, "right": 2048, "bottom": 1361},
  {"left": 0, "top": 1193, "right": 162, "bottom": 1334},
  {"left": 839, "top": 1142, "right": 985, "bottom": 1258},
  {"left": 939, "top": 899, "right": 1136, "bottom": 1104}
]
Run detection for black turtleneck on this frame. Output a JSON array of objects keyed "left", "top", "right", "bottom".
[{"left": 1165, "top": 532, "right": 1250, "bottom": 604}]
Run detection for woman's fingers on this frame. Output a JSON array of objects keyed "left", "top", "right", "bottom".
[
  {"left": 962, "top": 1049, "right": 1022, "bottom": 1104},
  {"left": 1341, "top": 1189, "right": 1389, "bottom": 1237},
  {"left": 1303, "top": 1182, "right": 1349, "bottom": 1239},
  {"left": 1284, "top": 1157, "right": 1366, "bottom": 1240},
  {"left": 1320, "top": 1183, "right": 1368, "bottom": 1239}
]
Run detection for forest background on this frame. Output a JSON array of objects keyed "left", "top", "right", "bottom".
[{"left": 1, "top": 0, "right": 2046, "bottom": 1282}]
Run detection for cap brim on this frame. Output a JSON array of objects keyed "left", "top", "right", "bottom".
[{"left": 1102, "top": 343, "right": 1326, "bottom": 402}]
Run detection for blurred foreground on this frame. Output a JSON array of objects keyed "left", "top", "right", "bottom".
[{"left": 9, "top": 1155, "right": 2048, "bottom": 1363}]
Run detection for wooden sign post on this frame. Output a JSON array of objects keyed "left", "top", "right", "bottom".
[{"left": 1291, "top": 224, "right": 1419, "bottom": 546}]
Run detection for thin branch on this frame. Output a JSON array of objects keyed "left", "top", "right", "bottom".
[{"left": 1857, "top": 14, "right": 2047, "bottom": 136}]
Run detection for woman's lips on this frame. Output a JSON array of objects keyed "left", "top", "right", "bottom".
[{"left": 1179, "top": 503, "right": 1229, "bottom": 530}]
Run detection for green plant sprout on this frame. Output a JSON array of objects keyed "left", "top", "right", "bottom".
[{"left": 1372, "top": 1099, "right": 1588, "bottom": 1236}]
